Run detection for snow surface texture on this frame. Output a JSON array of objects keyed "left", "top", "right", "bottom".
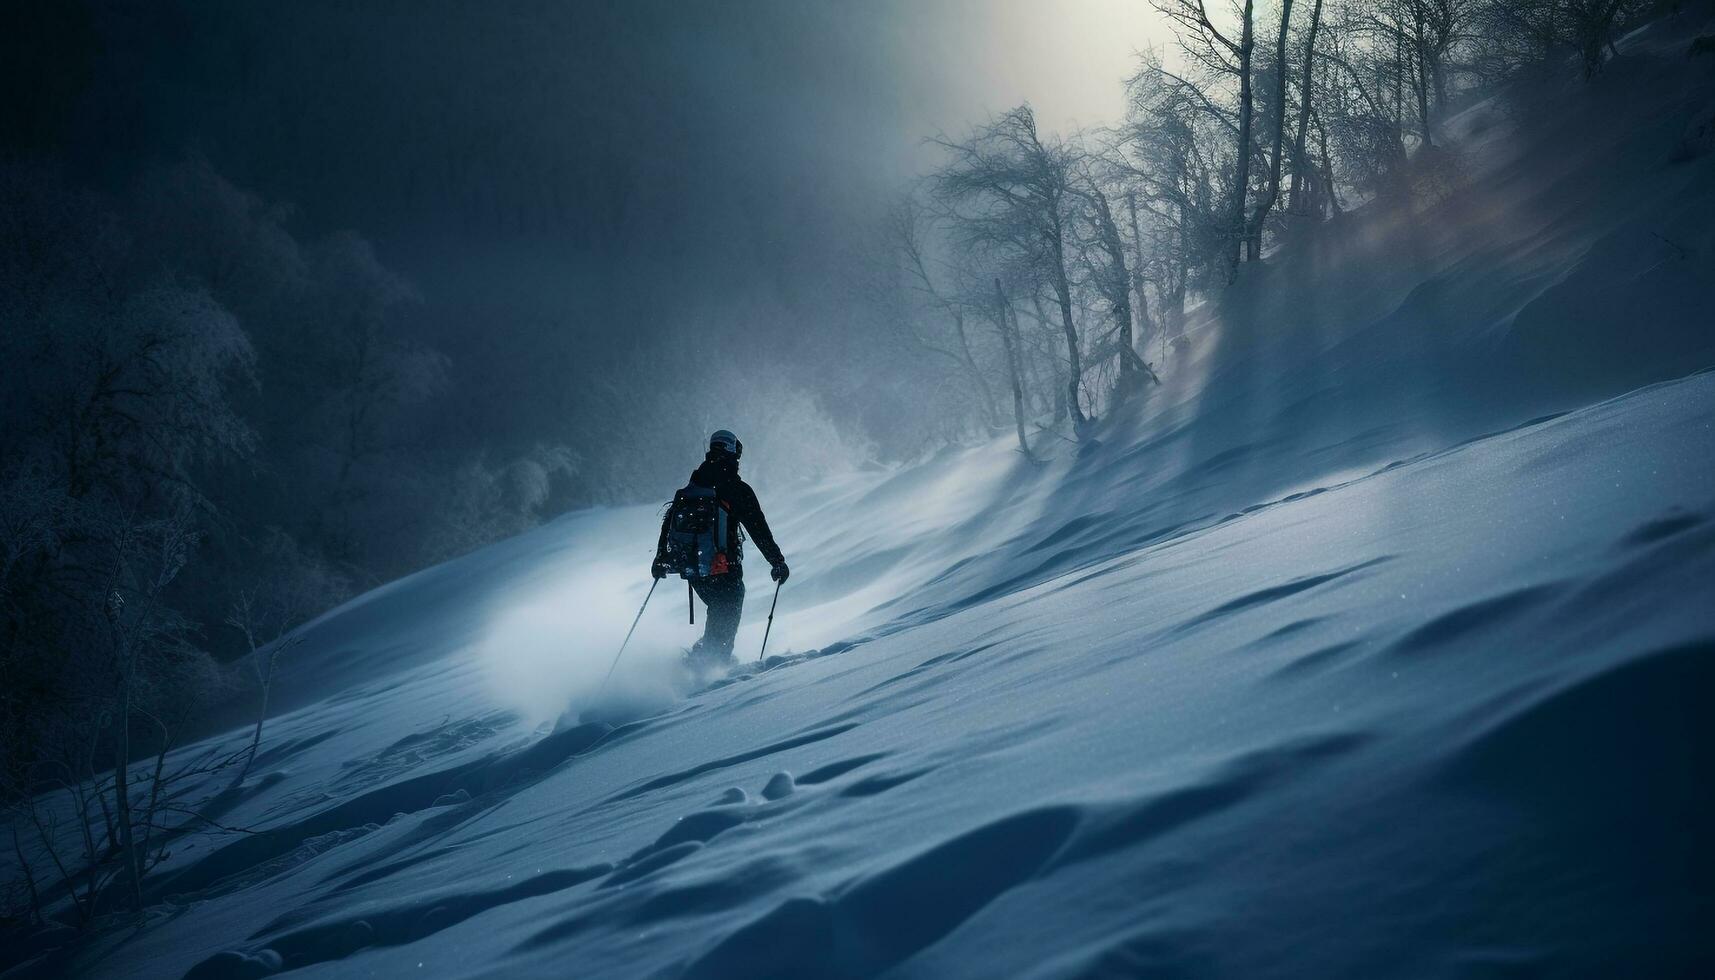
[{"left": 10, "top": 16, "right": 1715, "bottom": 980}]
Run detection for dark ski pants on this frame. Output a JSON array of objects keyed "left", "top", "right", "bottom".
[{"left": 690, "top": 573, "right": 745, "bottom": 662}]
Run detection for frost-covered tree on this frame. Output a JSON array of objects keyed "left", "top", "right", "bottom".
[
  {"left": 1122, "top": 50, "right": 1232, "bottom": 327},
  {"left": 932, "top": 106, "right": 1095, "bottom": 433},
  {"left": 1067, "top": 152, "right": 1161, "bottom": 400},
  {"left": 875, "top": 194, "right": 1002, "bottom": 430},
  {"left": 1153, "top": 0, "right": 1258, "bottom": 277}
]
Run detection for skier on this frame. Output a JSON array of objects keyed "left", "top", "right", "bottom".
[{"left": 653, "top": 429, "right": 789, "bottom": 670}]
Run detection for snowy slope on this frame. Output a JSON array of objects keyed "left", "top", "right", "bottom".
[
  {"left": 48, "top": 367, "right": 1715, "bottom": 980},
  {"left": 10, "top": 15, "right": 1715, "bottom": 980}
]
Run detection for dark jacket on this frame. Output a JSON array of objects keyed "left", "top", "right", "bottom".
[{"left": 655, "top": 452, "right": 784, "bottom": 572}]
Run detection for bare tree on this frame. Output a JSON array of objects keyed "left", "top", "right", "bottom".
[
  {"left": 96, "top": 509, "right": 199, "bottom": 912},
  {"left": 1154, "top": 0, "right": 1258, "bottom": 278},
  {"left": 1247, "top": 0, "right": 1299, "bottom": 258},
  {"left": 1122, "top": 49, "right": 1228, "bottom": 328},
  {"left": 1317, "top": 5, "right": 1411, "bottom": 195},
  {"left": 882, "top": 195, "right": 1001, "bottom": 427},
  {"left": 1069, "top": 156, "right": 1161, "bottom": 399},
  {"left": 932, "top": 106, "right": 1094, "bottom": 433},
  {"left": 1287, "top": 0, "right": 1329, "bottom": 215},
  {"left": 1124, "top": 191, "right": 1158, "bottom": 349},
  {"left": 0, "top": 174, "right": 268, "bottom": 925},
  {"left": 224, "top": 588, "right": 305, "bottom": 784},
  {"left": 1414, "top": 0, "right": 1477, "bottom": 115},
  {"left": 1566, "top": 0, "right": 1645, "bottom": 77}
]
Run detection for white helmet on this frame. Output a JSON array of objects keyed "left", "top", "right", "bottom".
[{"left": 709, "top": 429, "right": 741, "bottom": 457}]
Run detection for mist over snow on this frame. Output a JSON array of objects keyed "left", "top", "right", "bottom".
[{"left": 4, "top": 2, "right": 1715, "bottom": 979}]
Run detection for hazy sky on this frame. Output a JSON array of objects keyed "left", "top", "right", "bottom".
[
  {"left": 27, "top": 1, "right": 1170, "bottom": 245},
  {"left": 6, "top": 0, "right": 1174, "bottom": 453},
  {"left": 915, "top": 0, "right": 1170, "bottom": 138}
]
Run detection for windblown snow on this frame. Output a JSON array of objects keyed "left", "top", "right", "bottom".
[{"left": 11, "top": 18, "right": 1715, "bottom": 980}]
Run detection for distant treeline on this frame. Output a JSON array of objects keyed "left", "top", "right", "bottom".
[{"left": 866, "top": 0, "right": 1675, "bottom": 458}]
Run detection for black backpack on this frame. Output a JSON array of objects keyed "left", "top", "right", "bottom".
[{"left": 660, "top": 484, "right": 734, "bottom": 578}]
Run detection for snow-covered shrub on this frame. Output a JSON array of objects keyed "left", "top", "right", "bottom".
[{"left": 425, "top": 445, "right": 580, "bottom": 561}]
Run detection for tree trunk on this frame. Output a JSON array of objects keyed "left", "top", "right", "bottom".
[
  {"left": 1226, "top": 0, "right": 1257, "bottom": 280},
  {"left": 240, "top": 665, "right": 272, "bottom": 782},
  {"left": 1314, "top": 106, "right": 1342, "bottom": 215},
  {"left": 135, "top": 726, "right": 173, "bottom": 876},
  {"left": 1582, "top": 0, "right": 1627, "bottom": 77},
  {"left": 1393, "top": 26, "right": 1404, "bottom": 132},
  {"left": 993, "top": 278, "right": 1033, "bottom": 459},
  {"left": 1412, "top": 2, "right": 1434, "bottom": 148},
  {"left": 1172, "top": 198, "right": 1189, "bottom": 335},
  {"left": 1287, "top": 0, "right": 1325, "bottom": 215},
  {"left": 1125, "top": 192, "right": 1155, "bottom": 351},
  {"left": 1133, "top": 282, "right": 1156, "bottom": 378},
  {"left": 1046, "top": 229, "right": 1088, "bottom": 429},
  {"left": 1247, "top": 0, "right": 1296, "bottom": 254},
  {"left": 1414, "top": 54, "right": 1433, "bottom": 148},
  {"left": 1089, "top": 187, "right": 1141, "bottom": 396}
]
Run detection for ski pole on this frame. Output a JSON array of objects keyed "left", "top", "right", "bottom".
[
  {"left": 596, "top": 578, "right": 658, "bottom": 699},
  {"left": 758, "top": 581, "right": 781, "bottom": 662}
]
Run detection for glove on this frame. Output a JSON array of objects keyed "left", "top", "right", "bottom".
[
  {"left": 770, "top": 561, "right": 790, "bottom": 583},
  {"left": 651, "top": 561, "right": 667, "bottom": 580}
]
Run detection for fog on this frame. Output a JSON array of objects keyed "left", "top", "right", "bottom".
[
  {"left": 1, "top": 0, "right": 1186, "bottom": 679},
  {"left": 12, "top": 0, "right": 1163, "bottom": 485}
]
